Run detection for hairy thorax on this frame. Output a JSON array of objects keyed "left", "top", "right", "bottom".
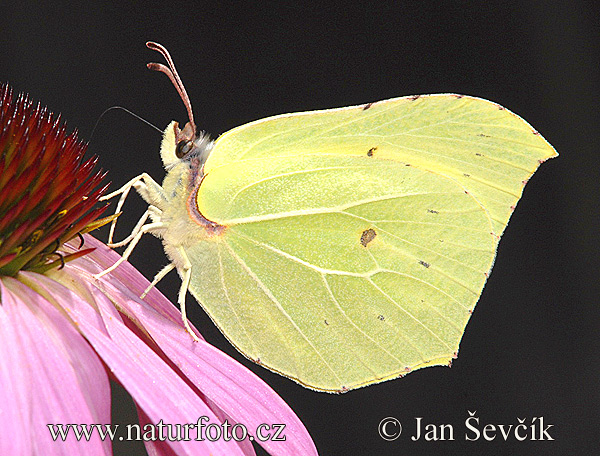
[{"left": 160, "top": 160, "right": 225, "bottom": 254}]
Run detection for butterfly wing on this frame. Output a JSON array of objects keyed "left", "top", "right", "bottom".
[{"left": 186, "top": 94, "right": 556, "bottom": 392}]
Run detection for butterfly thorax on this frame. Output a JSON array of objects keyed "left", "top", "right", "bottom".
[{"left": 160, "top": 161, "right": 225, "bottom": 253}]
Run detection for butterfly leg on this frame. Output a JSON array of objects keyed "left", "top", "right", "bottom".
[
  {"left": 140, "top": 262, "right": 175, "bottom": 298},
  {"left": 100, "top": 173, "right": 167, "bottom": 244},
  {"left": 176, "top": 246, "right": 201, "bottom": 342},
  {"left": 108, "top": 205, "right": 163, "bottom": 248},
  {"left": 94, "top": 221, "right": 166, "bottom": 279}
]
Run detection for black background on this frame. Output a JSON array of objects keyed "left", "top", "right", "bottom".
[{"left": 2, "top": 2, "right": 598, "bottom": 455}]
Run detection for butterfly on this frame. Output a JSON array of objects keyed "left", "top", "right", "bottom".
[{"left": 98, "top": 42, "right": 557, "bottom": 392}]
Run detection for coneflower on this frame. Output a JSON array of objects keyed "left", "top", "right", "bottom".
[
  {"left": 0, "top": 84, "right": 108, "bottom": 276},
  {"left": 0, "top": 83, "right": 317, "bottom": 456}
]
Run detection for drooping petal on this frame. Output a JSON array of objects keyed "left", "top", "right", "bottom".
[
  {"left": 0, "top": 286, "right": 33, "bottom": 456},
  {"left": 203, "top": 400, "right": 257, "bottom": 456},
  {"left": 136, "top": 397, "right": 258, "bottom": 456},
  {"left": 64, "top": 235, "right": 318, "bottom": 456},
  {"left": 27, "top": 272, "right": 248, "bottom": 456},
  {"left": 65, "top": 234, "right": 201, "bottom": 334},
  {"left": 127, "top": 305, "right": 317, "bottom": 456},
  {"left": 0, "top": 278, "right": 112, "bottom": 456},
  {"left": 137, "top": 407, "right": 180, "bottom": 456}
]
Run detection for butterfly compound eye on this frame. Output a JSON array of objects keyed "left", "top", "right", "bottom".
[{"left": 176, "top": 139, "right": 194, "bottom": 158}]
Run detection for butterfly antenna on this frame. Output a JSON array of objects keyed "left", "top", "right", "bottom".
[
  {"left": 89, "top": 106, "right": 162, "bottom": 143},
  {"left": 146, "top": 41, "right": 196, "bottom": 133}
]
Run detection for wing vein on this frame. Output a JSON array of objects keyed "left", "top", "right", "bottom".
[
  {"left": 225, "top": 191, "right": 488, "bottom": 225},
  {"left": 216, "top": 244, "right": 259, "bottom": 356},
  {"left": 222, "top": 241, "right": 343, "bottom": 384},
  {"left": 343, "top": 211, "right": 492, "bottom": 275},
  {"left": 367, "top": 278, "right": 455, "bottom": 351},
  {"left": 374, "top": 269, "right": 471, "bottom": 310},
  {"left": 320, "top": 275, "right": 406, "bottom": 372},
  {"left": 229, "top": 164, "right": 375, "bottom": 207},
  {"left": 393, "top": 134, "right": 541, "bottom": 169}
]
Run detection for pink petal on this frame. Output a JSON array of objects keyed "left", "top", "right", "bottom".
[
  {"left": 204, "top": 399, "right": 257, "bottom": 456},
  {"left": 137, "top": 407, "right": 180, "bottom": 456},
  {"left": 137, "top": 403, "right": 257, "bottom": 456},
  {"left": 0, "top": 278, "right": 112, "bottom": 456},
  {"left": 28, "top": 272, "right": 249, "bottom": 456},
  {"left": 67, "top": 235, "right": 195, "bottom": 331},
  {"left": 0, "top": 285, "right": 33, "bottom": 456},
  {"left": 68, "top": 235, "right": 318, "bottom": 456},
  {"left": 127, "top": 299, "right": 316, "bottom": 456}
]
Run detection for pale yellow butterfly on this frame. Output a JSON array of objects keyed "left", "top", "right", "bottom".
[{"left": 98, "top": 42, "right": 557, "bottom": 392}]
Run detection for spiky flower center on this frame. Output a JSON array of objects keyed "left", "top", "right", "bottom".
[{"left": 0, "top": 83, "right": 108, "bottom": 276}]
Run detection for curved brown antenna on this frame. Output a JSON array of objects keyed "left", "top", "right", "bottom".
[{"left": 146, "top": 41, "right": 196, "bottom": 133}]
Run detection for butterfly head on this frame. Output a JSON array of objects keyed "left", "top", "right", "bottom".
[{"left": 161, "top": 120, "right": 213, "bottom": 170}]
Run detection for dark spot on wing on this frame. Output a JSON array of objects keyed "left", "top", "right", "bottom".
[
  {"left": 367, "top": 147, "right": 377, "bottom": 157},
  {"left": 409, "top": 95, "right": 421, "bottom": 101},
  {"left": 463, "top": 173, "right": 470, "bottom": 177},
  {"left": 362, "top": 102, "right": 373, "bottom": 110},
  {"left": 324, "top": 319, "right": 329, "bottom": 326},
  {"left": 378, "top": 315, "right": 385, "bottom": 321},
  {"left": 360, "top": 228, "right": 377, "bottom": 247},
  {"left": 453, "top": 94, "right": 464, "bottom": 99},
  {"left": 419, "top": 260, "right": 430, "bottom": 268},
  {"left": 477, "top": 133, "right": 490, "bottom": 138},
  {"left": 498, "top": 106, "right": 505, "bottom": 110},
  {"left": 475, "top": 153, "right": 482, "bottom": 156},
  {"left": 427, "top": 209, "right": 439, "bottom": 214}
]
